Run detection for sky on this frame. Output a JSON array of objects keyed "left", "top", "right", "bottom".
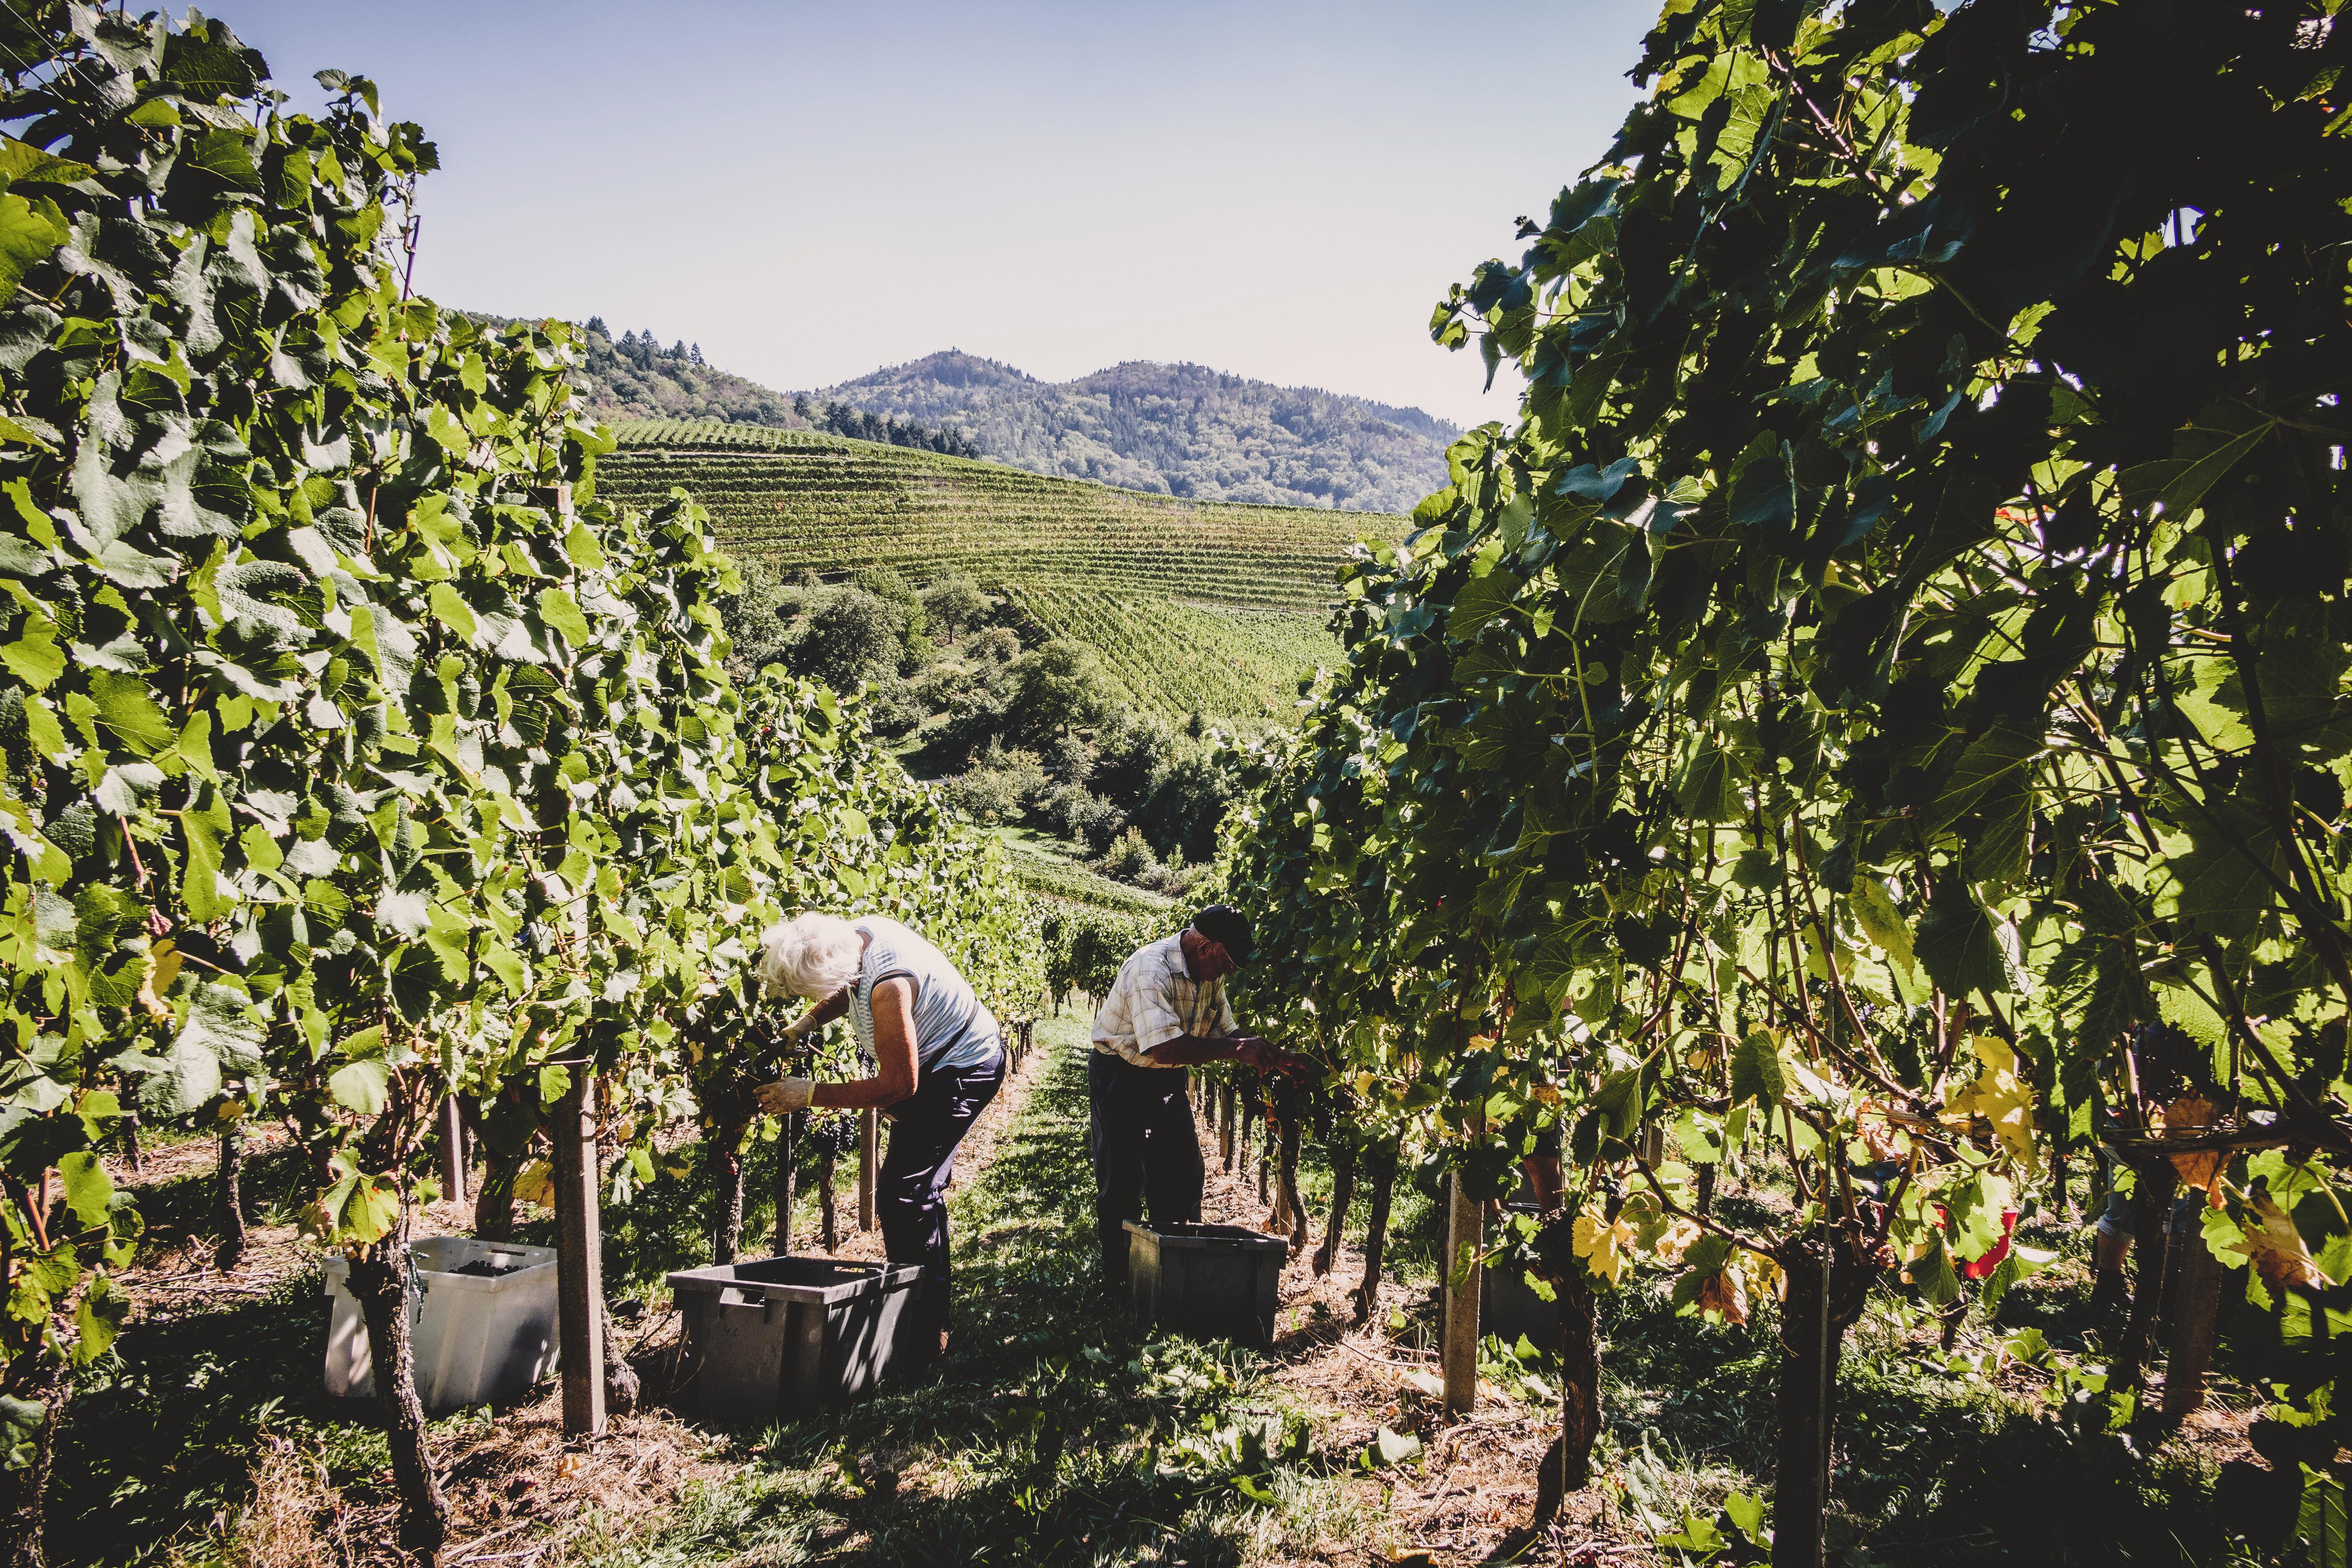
[{"left": 216, "top": 2, "right": 1658, "bottom": 431}]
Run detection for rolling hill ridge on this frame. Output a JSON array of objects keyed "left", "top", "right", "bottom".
[
  {"left": 812, "top": 350, "right": 1457, "bottom": 513},
  {"left": 546, "top": 318, "right": 1456, "bottom": 516}
]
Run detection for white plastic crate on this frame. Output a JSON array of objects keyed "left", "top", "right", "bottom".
[{"left": 321, "top": 1236, "right": 560, "bottom": 1411}]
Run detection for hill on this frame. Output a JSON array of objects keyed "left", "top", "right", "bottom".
[
  {"left": 557, "top": 320, "right": 976, "bottom": 457},
  {"left": 598, "top": 419, "right": 1402, "bottom": 724},
  {"left": 816, "top": 351, "right": 1455, "bottom": 513},
  {"left": 548, "top": 324, "right": 1456, "bottom": 514},
  {"left": 563, "top": 317, "right": 799, "bottom": 427}
]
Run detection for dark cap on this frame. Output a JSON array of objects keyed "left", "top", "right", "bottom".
[{"left": 1192, "top": 904, "right": 1254, "bottom": 965}]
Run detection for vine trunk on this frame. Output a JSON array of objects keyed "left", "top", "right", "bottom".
[
  {"left": 1353, "top": 1132, "right": 1402, "bottom": 1325},
  {"left": 1771, "top": 1232, "right": 1873, "bottom": 1568},
  {"left": 0, "top": 1356, "right": 63, "bottom": 1568},
  {"left": 348, "top": 1211, "right": 449, "bottom": 1555},
  {"left": 1531, "top": 1268, "right": 1602, "bottom": 1526}
]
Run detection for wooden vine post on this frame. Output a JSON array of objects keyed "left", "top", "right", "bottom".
[
  {"left": 553, "top": 1069, "right": 606, "bottom": 1438},
  {"left": 2161, "top": 1221, "right": 2225, "bottom": 1423},
  {"left": 1442, "top": 1169, "right": 1482, "bottom": 1415},
  {"left": 438, "top": 1095, "right": 467, "bottom": 1207},
  {"left": 1441, "top": 1023, "right": 1484, "bottom": 1416},
  {"left": 858, "top": 1107, "right": 879, "bottom": 1231}
]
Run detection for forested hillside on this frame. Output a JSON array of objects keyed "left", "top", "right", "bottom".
[
  {"left": 600, "top": 418, "right": 1402, "bottom": 899},
  {"left": 550, "top": 319, "right": 976, "bottom": 455},
  {"left": 817, "top": 350, "right": 1454, "bottom": 512}
]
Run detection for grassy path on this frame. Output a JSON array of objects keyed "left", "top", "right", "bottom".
[
  {"left": 575, "top": 1017, "right": 1362, "bottom": 1566},
  {"left": 57, "top": 1017, "right": 1358, "bottom": 1567}
]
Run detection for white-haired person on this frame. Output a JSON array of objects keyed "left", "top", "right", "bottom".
[{"left": 752, "top": 910, "right": 1004, "bottom": 1352}]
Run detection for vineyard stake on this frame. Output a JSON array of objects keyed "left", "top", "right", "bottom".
[
  {"left": 2160, "top": 1221, "right": 2224, "bottom": 1424},
  {"left": 214, "top": 1120, "right": 247, "bottom": 1272},
  {"left": 1442, "top": 1167, "right": 1481, "bottom": 1416},
  {"left": 859, "top": 1108, "right": 879, "bottom": 1231},
  {"left": 554, "top": 1070, "right": 607, "bottom": 1437},
  {"left": 439, "top": 1094, "right": 467, "bottom": 1208}
]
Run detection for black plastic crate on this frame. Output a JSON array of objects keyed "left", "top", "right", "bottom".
[
  {"left": 1482, "top": 1202, "right": 1559, "bottom": 1346},
  {"left": 1124, "top": 1220, "right": 1287, "bottom": 1346},
  {"left": 665, "top": 1255, "right": 925, "bottom": 1425}
]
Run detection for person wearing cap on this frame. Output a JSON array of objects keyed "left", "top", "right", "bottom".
[{"left": 1088, "top": 904, "right": 1302, "bottom": 1292}]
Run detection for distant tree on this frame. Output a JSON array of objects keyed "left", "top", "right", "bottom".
[
  {"left": 1052, "top": 788, "right": 1125, "bottom": 854},
  {"left": 854, "top": 565, "right": 929, "bottom": 644},
  {"left": 964, "top": 625, "right": 1021, "bottom": 669},
  {"left": 1090, "top": 707, "right": 1171, "bottom": 811},
  {"left": 1097, "top": 825, "right": 1162, "bottom": 885},
  {"left": 920, "top": 574, "right": 989, "bottom": 644},
  {"left": 790, "top": 587, "right": 902, "bottom": 693},
  {"left": 716, "top": 558, "right": 797, "bottom": 675},
  {"left": 670, "top": 339, "right": 687, "bottom": 358},
  {"left": 1002, "top": 639, "right": 1112, "bottom": 745},
  {"left": 585, "top": 314, "right": 608, "bottom": 337},
  {"left": 1048, "top": 732, "right": 1092, "bottom": 786},
  {"left": 1141, "top": 751, "right": 1231, "bottom": 866}
]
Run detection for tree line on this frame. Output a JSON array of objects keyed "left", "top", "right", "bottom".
[{"left": 721, "top": 560, "right": 1235, "bottom": 898}]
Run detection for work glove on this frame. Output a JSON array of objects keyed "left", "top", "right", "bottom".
[{"left": 755, "top": 1076, "right": 816, "bottom": 1114}]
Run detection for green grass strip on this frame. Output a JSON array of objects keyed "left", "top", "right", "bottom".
[{"left": 573, "top": 1018, "right": 1363, "bottom": 1565}]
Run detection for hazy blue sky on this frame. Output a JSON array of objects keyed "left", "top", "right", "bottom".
[{"left": 218, "top": 2, "right": 1657, "bottom": 428}]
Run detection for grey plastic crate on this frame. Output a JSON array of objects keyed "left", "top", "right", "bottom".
[
  {"left": 1124, "top": 1221, "right": 1287, "bottom": 1346},
  {"left": 666, "top": 1256, "right": 926, "bottom": 1425}
]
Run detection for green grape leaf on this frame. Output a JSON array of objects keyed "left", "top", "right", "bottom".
[
  {"left": 1915, "top": 877, "right": 2025, "bottom": 1000},
  {"left": 328, "top": 1059, "right": 390, "bottom": 1116},
  {"left": 85, "top": 671, "right": 172, "bottom": 756},
  {"left": 1730, "top": 1029, "right": 1785, "bottom": 1110}
]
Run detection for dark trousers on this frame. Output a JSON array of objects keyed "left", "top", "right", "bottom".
[
  {"left": 879, "top": 1050, "right": 1005, "bottom": 1336},
  {"left": 1089, "top": 1050, "right": 1203, "bottom": 1289}
]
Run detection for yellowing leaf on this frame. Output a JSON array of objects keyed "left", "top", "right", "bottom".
[
  {"left": 2159, "top": 1094, "right": 2224, "bottom": 1200},
  {"left": 138, "top": 939, "right": 181, "bottom": 1020},
  {"left": 1737, "top": 1247, "right": 1785, "bottom": 1303},
  {"left": 2247, "top": 1194, "right": 2326, "bottom": 1292},
  {"left": 1649, "top": 1216, "right": 1702, "bottom": 1267},
  {"left": 1695, "top": 1267, "right": 1748, "bottom": 1324},
  {"left": 1941, "top": 1034, "right": 2038, "bottom": 1164},
  {"left": 513, "top": 1157, "right": 555, "bottom": 1209},
  {"left": 1573, "top": 1210, "right": 1630, "bottom": 1286}
]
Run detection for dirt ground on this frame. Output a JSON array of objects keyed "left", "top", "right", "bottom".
[
  {"left": 114, "top": 1047, "right": 2245, "bottom": 1568},
  {"left": 1189, "top": 1099, "right": 1631, "bottom": 1568}
]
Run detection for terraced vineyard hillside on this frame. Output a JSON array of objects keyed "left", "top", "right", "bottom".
[{"left": 600, "top": 419, "right": 1408, "bottom": 721}]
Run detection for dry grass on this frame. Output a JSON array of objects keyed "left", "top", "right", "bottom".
[{"left": 208, "top": 1434, "right": 356, "bottom": 1568}]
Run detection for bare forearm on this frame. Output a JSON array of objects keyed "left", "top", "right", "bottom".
[
  {"left": 809, "top": 1075, "right": 912, "bottom": 1111},
  {"left": 1144, "top": 1034, "right": 1241, "bottom": 1068},
  {"left": 792, "top": 991, "right": 851, "bottom": 1033}
]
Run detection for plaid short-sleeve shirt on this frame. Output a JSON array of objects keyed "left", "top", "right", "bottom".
[{"left": 1091, "top": 934, "right": 1236, "bottom": 1068}]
